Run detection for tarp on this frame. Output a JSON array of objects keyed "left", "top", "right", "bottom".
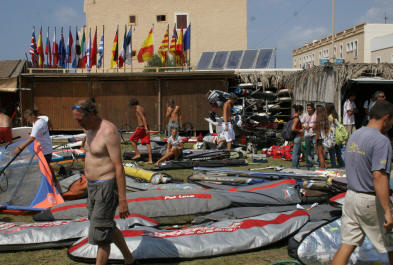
[
  {"left": 34, "top": 190, "right": 231, "bottom": 221},
  {"left": 296, "top": 218, "right": 393, "bottom": 264},
  {"left": 68, "top": 210, "right": 309, "bottom": 262},
  {"left": 0, "top": 214, "right": 158, "bottom": 251},
  {"left": 0, "top": 139, "right": 63, "bottom": 211}
]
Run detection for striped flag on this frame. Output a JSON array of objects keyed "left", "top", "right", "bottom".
[
  {"left": 137, "top": 27, "right": 154, "bottom": 63},
  {"left": 183, "top": 24, "right": 191, "bottom": 64},
  {"left": 29, "top": 28, "right": 38, "bottom": 67},
  {"left": 118, "top": 27, "right": 127, "bottom": 68},
  {"left": 125, "top": 26, "right": 132, "bottom": 65},
  {"left": 97, "top": 32, "right": 104, "bottom": 68},
  {"left": 158, "top": 27, "right": 169, "bottom": 66},
  {"left": 45, "top": 27, "right": 52, "bottom": 67},
  {"left": 169, "top": 24, "right": 177, "bottom": 58},
  {"left": 79, "top": 29, "right": 86, "bottom": 68},
  {"left": 37, "top": 27, "right": 45, "bottom": 68},
  {"left": 175, "top": 27, "right": 185, "bottom": 66},
  {"left": 110, "top": 28, "right": 118, "bottom": 68}
]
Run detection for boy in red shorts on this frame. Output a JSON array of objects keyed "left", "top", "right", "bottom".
[{"left": 129, "top": 99, "right": 153, "bottom": 164}]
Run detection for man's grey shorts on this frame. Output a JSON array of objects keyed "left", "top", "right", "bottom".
[
  {"left": 87, "top": 178, "right": 118, "bottom": 246},
  {"left": 168, "top": 121, "right": 180, "bottom": 136}
]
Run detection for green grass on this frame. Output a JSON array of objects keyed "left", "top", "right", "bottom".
[{"left": 0, "top": 142, "right": 301, "bottom": 265}]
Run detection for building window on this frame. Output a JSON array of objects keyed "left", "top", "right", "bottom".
[
  {"left": 323, "top": 49, "right": 329, "bottom": 58},
  {"left": 351, "top": 41, "right": 354, "bottom": 51},
  {"left": 156, "top": 15, "right": 167, "bottom": 22},
  {"left": 354, "top": 40, "right": 358, "bottom": 58},
  {"left": 339, "top": 44, "right": 343, "bottom": 58},
  {"left": 346, "top": 42, "right": 350, "bottom": 52},
  {"left": 176, "top": 14, "right": 188, "bottom": 29},
  {"left": 333, "top": 46, "right": 337, "bottom": 58},
  {"left": 376, "top": 57, "right": 381, "bottom": 64},
  {"left": 129, "top": 15, "right": 136, "bottom": 24},
  {"left": 319, "top": 51, "right": 322, "bottom": 59},
  {"left": 131, "top": 50, "right": 136, "bottom": 58},
  {"left": 312, "top": 53, "right": 315, "bottom": 65}
]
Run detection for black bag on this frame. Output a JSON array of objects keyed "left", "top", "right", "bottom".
[{"left": 281, "top": 117, "right": 296, "bottom": 141}]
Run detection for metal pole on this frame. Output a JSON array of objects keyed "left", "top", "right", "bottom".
[
  {"left": 157, "top": 79, "right": 161, "bottom": 131},
  {"left": 102, "top": 25, "right": 105, "bottom": 73},
  {"left": 331, "top": 0, "right": 335, "bottom": 62}
]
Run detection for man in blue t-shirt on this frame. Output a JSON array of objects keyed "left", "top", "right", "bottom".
[{"left": 333, "top": 100, "right": 393, "bottom": 265}]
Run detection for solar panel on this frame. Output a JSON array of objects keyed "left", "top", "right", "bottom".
[
  {"left": 225, "top": 50, "right": 243, "bottom": 69},
  {"left": 196, "top": 52, "right": 215, "bottom": 70},
  {"left": 196, "top": 49, "right": 275, "bottom": 70},
  {"left": 240, "top": 50, "right": 258, "bottom": 69},
  {"left": 255, "top": 49, "right": 273, "bottom": 68},
  {"left": 211, "top": 51, "right": 229, "bottom": 69}
]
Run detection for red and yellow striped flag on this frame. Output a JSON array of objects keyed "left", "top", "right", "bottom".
[
  {"left": 169, "top": 24, "right": 177, "bottom": 58},
  {"left": 158, "top": 27, "right": 169, "bottom": 66},
  {"left": 175, "top": 27, "right": 185, "bottom": 66},
  {"left": 110, "top": 28, "right": 119, "bottom": 68},
  {"left": 137, "top": 28, "right": 154, "bottom": 63}
]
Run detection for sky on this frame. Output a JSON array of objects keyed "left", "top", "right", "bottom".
[{"left": 1, "top": 0, "right": 393, "bottom": 68}]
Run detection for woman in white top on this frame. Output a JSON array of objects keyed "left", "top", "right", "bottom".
[
  {"left": 155, "top": 127, "right": 183, "bottom": 166},
  {"left": 14, "top": 109, "right": 53, "bottom": 164}
]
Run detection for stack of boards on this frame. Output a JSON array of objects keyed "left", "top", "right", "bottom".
[{"left": 234, "top": 83, "right": 292, "bottom": 120}]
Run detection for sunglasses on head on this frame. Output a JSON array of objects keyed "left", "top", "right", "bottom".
[{"left": 72, "top": 105, "right": 83, "bottom": 110}]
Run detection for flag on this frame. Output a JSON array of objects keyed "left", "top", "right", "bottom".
[
  {"left": 66, "top": 28, "right": 74, "bottom": 64},
  {"left": 169, "top": 24, "right": 177, "bottom": 58},
  {"left": 118, "top": 27, "right": 127, "bottom": 68},
  {"left": 52, "top": 28, "right": 58, "bottom": 67},
  {"left": 58, "top": 27, "right": 66, "bottom": 67},
  {"left": 86, "top": 30, "right": 91, "bottom": 69},
  {"left": 45, "top": 27, "right": 52, "bottom": 67},
  {"left": 79, "top": 29, "right": 86, "bottom": 68},
  {"left": 37, "top": 27, "right": 44, "bottom": 68},
  {"left": 90, "top": 28, "right": 97, "bottom": 67},
  {"left": 72, "top": 28, "right": 80, "bottom": 68},
  {"left": 158, "top": 27, "right": 169, "bottom": 66},
  {"left": 29, "top": 28, "right": 37, "bottom": 67},
  {"left": 125, "top": 26, "right": 132, "bottom": 65},
  {"left": 97, "top": 31, "right": 104, "bottom": 68},
  {"left": 183, "top": 24, "right": 191, "bottom": 64},
  {"left": 175, "top": 27, "right": 185, "bottom": 65},
  {"left": 110, "top": 28, "right": 118, "bottom": 68},
  {"left": 137, "top": 27, "right": 153, "bottom": 63}
]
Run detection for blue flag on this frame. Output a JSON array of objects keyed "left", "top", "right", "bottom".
[
  {"left": 97, "top": 33, "right": 104, "bottom": 68},
  {"left": 183, "top": 24, "right": 191, "bottom": 51},
  {"left": 58, "top": 28, "right": 66, "bottom": 67}
]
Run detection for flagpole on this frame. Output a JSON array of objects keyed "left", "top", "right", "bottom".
[
  {"left": 102, "top": 25, "right": 105, "bottom": 73},
  {"left": 46, "top": 26, "right": 49, "bottom": 68},
  {"left": 95, "top": 25, "right": 98, "bottom": 73},
  {"left": 124, "top": 24, "right": 126, "bottom": 73},
  {"left": 55, "top": 27, "right": 58, "bottom": 71},
  {"left": 189, "top": 23, "right": 191, "bottom": 70},
  {"left": 116, "top": 24, "right": 119, "bottom": 73},
  {"left": 131, "top": 25, "right": 133, "bottom": 72}
]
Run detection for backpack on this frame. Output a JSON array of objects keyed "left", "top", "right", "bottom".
[
  {"left": 282, "top": 117, "right": 296, "bottom": 141},
  {"left": 334, "top": 118, "right": 348, "bottom": 145},
  {"left": 322, "top": 128, "right": 336, "bottom": 149}
]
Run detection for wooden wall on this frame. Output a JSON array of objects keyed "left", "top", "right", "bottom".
[{"left": 21, "top": 72, "right": 233, "bottom": 131}]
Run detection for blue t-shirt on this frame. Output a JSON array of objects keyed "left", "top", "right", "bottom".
[{"left": 344, "top": 127, "right": 392, "bottom": 193}]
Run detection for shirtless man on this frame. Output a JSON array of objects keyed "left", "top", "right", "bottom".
[
  {"left": 166, "top": 99, "right": 182, "bottom": 137},
  {"left": 222, "top": 94, "right": 238, "bottom": 150},
  {"left": 129, "top": 99, "right": 153, "bottom": 164},
  {"left": 72, "top": 98, "right": 136, "bottom": 265},
  {"left": 0, "top": 108, "right": 12, "bottom": 144}
]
